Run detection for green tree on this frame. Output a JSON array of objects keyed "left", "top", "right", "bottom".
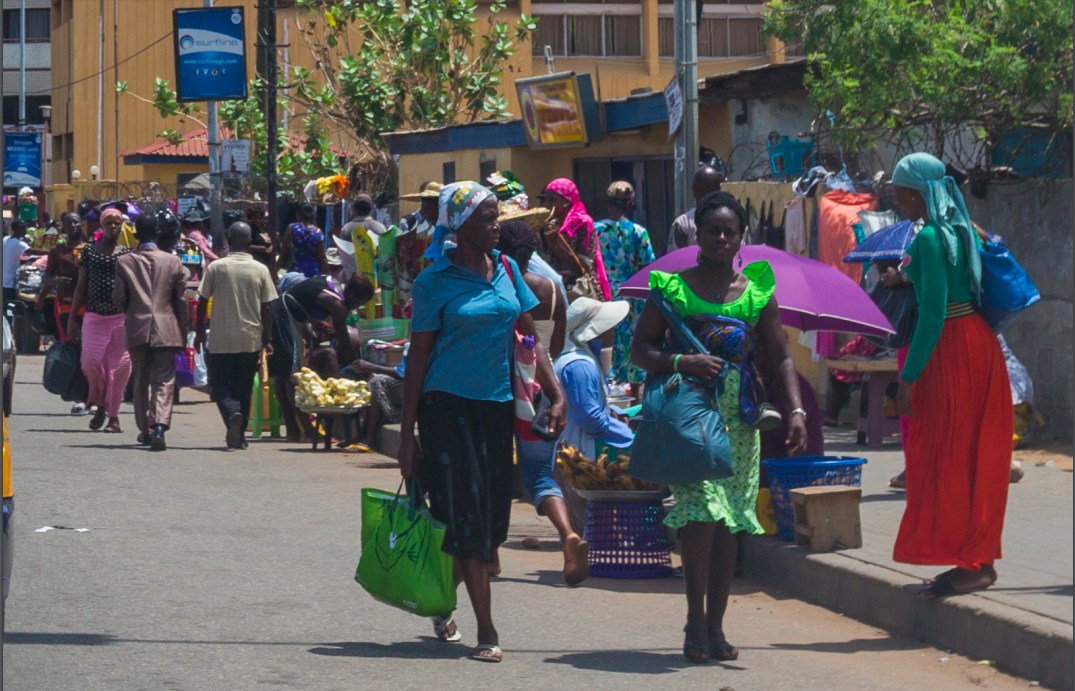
[
  {"left": 117, "top": 78, "right": 345, "bottom": 196},
  {"left": 291, "top": 0, "right": 536, "bottom": 192},
  {"left": 764, "top": 0, "right": 1073, "bottom": 172}
]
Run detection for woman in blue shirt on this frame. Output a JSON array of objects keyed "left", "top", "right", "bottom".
[
  {"left": 398, "top": 182, "right": 566, "bottom": 663},
  {"left": 552, "top": 297, "right": 635, "bottom": 539}
]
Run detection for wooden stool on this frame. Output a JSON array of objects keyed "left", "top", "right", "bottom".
[
  {"left": 790, "top": 486, "right": 862, "bottom": 552},
  {"left": 250, "top": 375, "right": 285, "bottom": 439}
]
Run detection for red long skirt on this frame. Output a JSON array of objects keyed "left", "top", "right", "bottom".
[{"left": 894, "top": 313, "right": 1013, "bottom": 571}]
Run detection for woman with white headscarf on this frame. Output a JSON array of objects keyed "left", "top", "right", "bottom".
[{"left": 398, "top": 182, "right": 566, "bottom": 663}]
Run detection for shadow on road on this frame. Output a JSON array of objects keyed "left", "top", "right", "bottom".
[
  {"left": 988, "top": 584, "right": 1074, "bottom": 596},
  {"left": 859, "top": 492, "right": 906, "bottom": 503},
  {"left": 770, "top": 636, "right": 917, "bottom": 654},
  {"left": 542, "top": 649, "right": 739, "bottom": 674},
  {"left": 307, "top": 639, "right": 470, "bottom": 660},
  {"left": 4, "top": 632, "right": 118, "bottom": 645}
]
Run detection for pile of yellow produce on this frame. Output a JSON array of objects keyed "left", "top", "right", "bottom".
[
  {"left": 293, "top": 368, "right": 371, "bottom": 408},
  {"left": 556, "top": 444, "right": 666, "bottom": 492}
]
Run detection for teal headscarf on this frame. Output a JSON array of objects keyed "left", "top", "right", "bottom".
[{"left": 892, "top": 153, "right": 981, "bottom": 296}]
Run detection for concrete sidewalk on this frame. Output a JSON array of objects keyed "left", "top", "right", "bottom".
[
  {"left": 380, "top": 424, "right": 1075, "bottom": 688},
  {"left": 743, "top": 430, "right": 1074, "bottom": 691}
]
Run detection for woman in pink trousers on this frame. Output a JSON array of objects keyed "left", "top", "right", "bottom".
[{"left": 67, "top": 208, "right": 133, "bottom": 433}]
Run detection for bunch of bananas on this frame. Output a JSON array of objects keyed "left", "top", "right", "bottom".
[
  {"left": 556, "top": 444, "right": 665, "bottom": 492},
  {"left": 294, "top": 368, "right": 371, "bottom": 408}
]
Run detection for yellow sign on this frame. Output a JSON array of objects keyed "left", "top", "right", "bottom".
[{"left": 518, "top": 75, "right": 589, "bottom": 148}]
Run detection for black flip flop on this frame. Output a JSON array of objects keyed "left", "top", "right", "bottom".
[
  {"left": 708, "top": 627, "right": 739, "bottom": 661},
  {"left": 683, "top": 623, "right": 710, "bottom": 664}
]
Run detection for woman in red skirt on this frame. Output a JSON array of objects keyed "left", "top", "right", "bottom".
[{"left": 892, "top": 153, "right": 1013, "bottom": 598}]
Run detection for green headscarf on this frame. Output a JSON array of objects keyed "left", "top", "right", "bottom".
[{"left": 892, "top": 152, "right": 981, "bottom": 296}]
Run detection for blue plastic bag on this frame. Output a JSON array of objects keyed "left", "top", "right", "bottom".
[
  {"left": 978, "top": 242, "right": 1040, "bottom": 333},
  {"left": 175, "top": 350, "right": 194, "bottom": 389}
]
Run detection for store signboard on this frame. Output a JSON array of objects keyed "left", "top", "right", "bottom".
[
  {"left": 222, "top": 139, "right": 251, "bottom": 173},
  {"left": 173, "top": 6, "right": 248, "bottom": 102},
  {"left": 517, "top": 73, "right": 591, "bottom": 148},
  {"left": 3, "top": 131, "right": 43, "bottom": 187},
  {"left": 664, "top": 76, "right": 684, "bottom": 141}
]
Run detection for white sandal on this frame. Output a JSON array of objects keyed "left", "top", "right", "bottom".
[
  {"left": 432, "top": 615, "right": 462, "bottom": 643},
  {"left": 470, "top": 644, "right": 502, "bottom": 663}
]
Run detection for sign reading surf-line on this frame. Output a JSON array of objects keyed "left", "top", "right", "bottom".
[{"left": 173, "top": 6, "right": 247, "bottom": 103}]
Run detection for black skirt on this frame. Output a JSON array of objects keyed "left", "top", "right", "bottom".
[{"left": 417, "top": 391, "right": 515, "bottom": 563}]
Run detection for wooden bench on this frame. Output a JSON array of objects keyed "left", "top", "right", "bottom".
[{"left": 826, "top": 358, "right": 901, "bottom": 447}]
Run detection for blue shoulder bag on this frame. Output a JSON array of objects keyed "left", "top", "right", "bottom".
[
  {"left": 978, "top": 241, "right": 1040, "bottom": 333},
  {"left": 629, "top": 291, "right": 734, "bottom": 486}
]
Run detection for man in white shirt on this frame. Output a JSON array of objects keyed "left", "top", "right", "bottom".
[
  {"left": 665, "top": 166, "right": 724, "bottom": 253},
  {"left": 3, "top": 220, "right": 47, "bottom": 307}
]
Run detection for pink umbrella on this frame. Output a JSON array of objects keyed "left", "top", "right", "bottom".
[{"left": 617, "top": 245, "right": 895, "bottom": 337}]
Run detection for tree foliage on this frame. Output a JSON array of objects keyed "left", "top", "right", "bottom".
[
  {"left": 118, "top": 78, "right": 344, "bottom": 196},
  {"left": 291, "top": 0, "right": 536, "bottom": 192},
  {"left": 764, "top": 0, "right": 1073, "bottom": 171}
]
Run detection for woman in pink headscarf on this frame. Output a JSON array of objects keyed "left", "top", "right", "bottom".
[
  {"left": 542, "top": 178, "right": 611, "bottom": 300},
  {"left": 67, "top": 207, "right": 132, "bottom": 433}
]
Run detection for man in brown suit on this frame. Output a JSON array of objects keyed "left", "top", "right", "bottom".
[{"left": 113, "top": 213, "right": 189, "bottom": 451}]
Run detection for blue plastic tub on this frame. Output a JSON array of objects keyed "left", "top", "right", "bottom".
[{"left": 761, "top": 456, "right": 866, "bottom": 540}]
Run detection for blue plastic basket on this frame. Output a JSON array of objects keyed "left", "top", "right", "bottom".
[
  {"left": 761, "top": 456, "right": 866, "bottom": 540},
  {"left": 583, "top": 501, "right": 673, "bottom": 579}
]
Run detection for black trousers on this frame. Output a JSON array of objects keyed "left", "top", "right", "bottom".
[{"left": 206, "top": 352, "right": 259, "bottom": 429}]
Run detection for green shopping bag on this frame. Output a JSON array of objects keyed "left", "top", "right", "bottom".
[{"left": 355, "top": 481, "right": 457, "bottom": 617}]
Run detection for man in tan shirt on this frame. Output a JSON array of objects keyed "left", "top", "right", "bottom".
[
  {"left": 195, "top": 222, "right": 277, "bottom": 449},
  {"left": 113, "top": 214, "right": 190, "bottom": 451}
]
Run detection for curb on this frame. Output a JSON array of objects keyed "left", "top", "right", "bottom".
[
  {"left": 378, "top": 423, "right": 404, "bottom": 459},
  {"left": 742, "top": 536, "right": 1074, "bottom": 691}
]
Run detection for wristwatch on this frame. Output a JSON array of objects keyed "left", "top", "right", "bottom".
[{"left": 790, "top": 408, "right": 808, "bottom": 419}]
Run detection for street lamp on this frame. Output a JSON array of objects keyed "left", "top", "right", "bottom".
[
  {"left": 90, "top": 165, "right": 100, "bottom": 180},
  {"left": 72, "top": 170, "right": 81, "bottom": 180}
]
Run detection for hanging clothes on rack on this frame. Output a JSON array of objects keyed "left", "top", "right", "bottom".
[
  {"left": 785, "top": 196, "right": 808, "bottom": 256},
  {"left": 766, "top": 201, "right": 785, "bottom": 250},
  {"left": 818, "top": 189, "right": 876, "bottom": 285}
]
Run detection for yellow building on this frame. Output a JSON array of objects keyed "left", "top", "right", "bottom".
[
  {"left": 49, "top": 0, "right": 783, "bottom": 186},
  {"left": 388, "top": 59, "right": 811, "bottom": 253}
]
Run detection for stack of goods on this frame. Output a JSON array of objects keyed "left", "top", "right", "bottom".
[
  {"left": 17, "top": 187, "right": 38, "bottom": 222},
  {"left": 556, "top": 444, "right": 665, "bottom": 492},
  {"left": 293, "top": 368, "right": 371, "bottom": 408},
  {"left": 304, "top": 175, "right": 351, "bottom": 203}
]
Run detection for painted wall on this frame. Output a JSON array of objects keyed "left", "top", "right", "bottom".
[
  {"left": 965, "top": 179, "right": 1075, "bottom": 442},
  {"left": 727, "top": 91, "right": 814, "bottom": 181}
]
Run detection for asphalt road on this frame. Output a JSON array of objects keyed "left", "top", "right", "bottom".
[{"left": 3, "top": 355, "right": 1032, "bottom": 691}]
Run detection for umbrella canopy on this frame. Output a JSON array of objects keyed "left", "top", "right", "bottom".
[
  {"left": 617, "top": 245, "right": 895, "bottom": 337},
  {"left": 843, "top": 219, "right": 916, "bottom": 263}
]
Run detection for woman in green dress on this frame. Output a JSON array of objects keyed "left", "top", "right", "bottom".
[{"left": 632, "top": 191, "right": 807, "bottom": 663}]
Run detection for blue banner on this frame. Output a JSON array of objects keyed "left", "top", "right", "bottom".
[
  {"left": 4, "top": 131, "right": 43, "bottom": 187},
  {"left": 173, "top": 6, "right": 247, "bottom": 102}
]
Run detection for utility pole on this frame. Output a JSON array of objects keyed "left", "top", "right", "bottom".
[
  {"left": 18, "top": 0, "right": 25, "bottom": 128},
  {"left": 673, "top": 0, "right": 699, "bottom": 216},
  {"left": 205, "top": 0, "right": 224, "bottom": 251},
  {"left": 260, "top": 0, "right": 279, "bottom": 242},
  {"left": 113, "top": 0, "right": 119, "bottom": 181}
]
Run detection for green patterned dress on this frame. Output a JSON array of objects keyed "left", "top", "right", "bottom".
[{"left": 650, "top": 262, "right": 775, "bottom": 533}]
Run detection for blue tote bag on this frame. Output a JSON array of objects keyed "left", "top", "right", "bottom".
[
  {"left": 978, "top": 241, "right": 1040, "bottom": 333},
  {"left": 630, "top": 291, "right": 734, "bottom": 486}
]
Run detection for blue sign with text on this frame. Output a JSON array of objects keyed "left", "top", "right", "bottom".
[
  {"left": 173, "top": 6, "right": 247, "bottom": 102},
  {"left": 4, "top": 131, "right": 43, "bottom": 187}
]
